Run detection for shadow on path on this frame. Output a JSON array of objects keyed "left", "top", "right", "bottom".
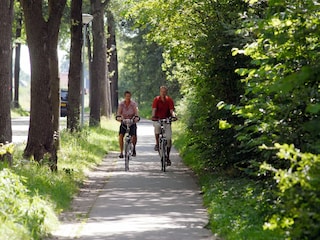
[{"left": 49, "top": 119, "right": 217, "bottom": 240}]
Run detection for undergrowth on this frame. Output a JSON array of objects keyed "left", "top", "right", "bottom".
[
  {"left": 173, "top": 122, "right": 285, "bottom": 240},
  {"left": 0, "top": 117, "right": 118, "bottom": 239}
]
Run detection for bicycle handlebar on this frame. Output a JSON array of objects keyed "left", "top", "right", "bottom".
[
  {"left": 152, "top": 116, "right": 178, "bottom": 123},
  {"left": 116, "top": 115, "right": 140, "bottom": 124}
]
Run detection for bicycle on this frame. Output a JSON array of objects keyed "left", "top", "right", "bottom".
[
  {"left": 116, "top": 115, "right": 140, "bottom": 171},
  {"left": 153, "top": 117, "right": 177, "bottom": 172}
]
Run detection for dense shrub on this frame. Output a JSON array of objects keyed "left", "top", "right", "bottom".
[
  {"left": 261, "top": 144, "right": 320, "bottom": 239},
  {"left": 0, "top": 168, "right": 58, "bottom": 239},
  {"left": 231, "top": 0, "right": 320, "bottom": 172}
]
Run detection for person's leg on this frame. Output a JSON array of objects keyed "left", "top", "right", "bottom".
[
  {"left": 153, "top": 122, "right": 160, "bottom": 151},
  {"left": 118, "top": 124, "right": 125, "bottom": 158},
  {"left": 130, "top": 124, "right": 137, "bottom": 156},
  {"left": 119, "top": 134, "right": 124, "bottom": 158},
  {"left": 155, "top": 134, "right": 159, "bottom": 149},
  {"left": 131, "top": 135, "right": 136, "bottom": 156}
]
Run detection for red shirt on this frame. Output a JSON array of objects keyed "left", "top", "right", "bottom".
[{"left": 152, "top": 96, "right": 174, "bottom": 118}]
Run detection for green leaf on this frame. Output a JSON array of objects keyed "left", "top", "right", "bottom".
[
  {"left": 302, "top": 119, "right": 320, "bottom": 134},
  {"left": 219, "top": 120, "right": 232, "bottom": 130},
  {"left": 306, "top": 103, "right": 320, "bottom": 114},
  {"left": 216, "top": 101, "right": 225, "bottom": 110}
]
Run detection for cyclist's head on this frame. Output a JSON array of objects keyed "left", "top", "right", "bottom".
[
  {"left": 124, "top": 90, "right": 131, "bottom": 96},
  {"left": 124, "top": 90, "right": 132, "bottom": 101},
  {"left": 159, "top": 86, "right": 168, "bottom": 96}
]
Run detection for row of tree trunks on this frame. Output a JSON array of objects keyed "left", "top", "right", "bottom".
[
  {"left": 68, "top": 0, "right": 116, "bottom": 129},
  {"left": 0, "top": 0, "right": 14, "bottom": 144},
  {"left": 0, "top": 0, "right": 116, "bottom": 170}
]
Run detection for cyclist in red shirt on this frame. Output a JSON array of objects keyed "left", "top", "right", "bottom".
[{"left": 152, "top": 86, "right": 176, "bottom": 165}]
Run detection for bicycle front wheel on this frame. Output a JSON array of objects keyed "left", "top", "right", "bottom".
[
  {"left": 160, "top": 139, "right": 167, "bottom": 172},
  {"left": 124, "top": 140, "right": 131, "bottom": 171}
]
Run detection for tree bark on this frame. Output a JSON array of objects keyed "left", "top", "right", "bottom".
[
  {"left": 21, "top": 0, "right": 66, "bottom": 171},
  {"left": 67, "top": 0, "right": 82, "bottom": 132},
  {"left": 0, "top": 0, "right": 13, "bottom": 144},
  {"left": 106, "top": 10, "right": 118, "bottom": 114},
  {"left": 89, "top": 0, "right": 106, "bottom": 126},
  {"left": 100, "top": 70, "right": 108, "bottom": 117},
  {"left": 49, "top": 1, "right": 67, "bottom": 149},
  {"left": 101, "top": 20, "right": 112, "bottom": 118}
]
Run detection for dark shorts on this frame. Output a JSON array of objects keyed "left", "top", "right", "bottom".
[{"left": 119, "top": 123, "right": 137, "bottom": 136}]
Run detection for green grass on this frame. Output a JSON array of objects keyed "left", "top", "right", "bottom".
[
  {"left": 1, "top": 117, "right": 119, "bottom": 239},
  {"left": 172, "top": 122, "right": 284, "bottom": 240},
  {"left": 11, "top": 106, "right": 30, "bottom": 117},
  {"left": 18, "top": 85, "right": 31, "bottom": 111}
]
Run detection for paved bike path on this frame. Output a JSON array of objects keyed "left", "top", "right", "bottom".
[{"left": 51, "top": 119, "right": 216, "bottom": 239}]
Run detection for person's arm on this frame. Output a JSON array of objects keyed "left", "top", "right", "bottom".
[
  {"left": 151, "top": 98, "right": 157, "bottom": 119},
  {"left": 117, "top": 103, "right": 122, "bottom": 116},
  {"left": 170, "top": 109, "right": 176, "bottom": 118},
  {"left": 131, "top": 103, "right": 140, "bottom": 123},
  {"left": 169, "top": 98, "right": 176, "bottom": 118},
  {"left": 134, "top": 102, "right": 139, "bottom": 116},
  {"left": 152, "top": 108, "right": 156, "bottom": 118},
  {"left": 116, "top": 103, "right": 123, "bottom": 122}
]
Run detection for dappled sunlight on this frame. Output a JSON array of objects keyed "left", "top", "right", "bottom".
[
  {"left": 77, "top": 148, "right": 210, "bottom": 239},
  {"left": 79, "top": 212, "right": 207, "bottom": 239}
]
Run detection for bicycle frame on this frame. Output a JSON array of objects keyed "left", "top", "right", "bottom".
[{"left": 157, "top": 118, "right": 172, "bottom": 172}]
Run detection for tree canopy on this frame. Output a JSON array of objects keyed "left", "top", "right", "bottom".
[{"left": 121, "top": 0, "right": 320, "bottom": 238}]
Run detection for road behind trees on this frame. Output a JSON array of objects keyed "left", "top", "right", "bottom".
[
  {"left": 50, "top": 119, "right": 217, "bottom": 239},
  {"left": 12, "top": 117, "right": 67, "bottom": 144}
]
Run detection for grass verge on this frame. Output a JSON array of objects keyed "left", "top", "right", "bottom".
[
  {"left": 1, "top": 117, "right": 118, "bottom": 239},
  {"left": 172, "top": 122, "right": 284, "bottom": 240},
  {"left": 11, "top": 106, "right": 30, "bottom": 117}
]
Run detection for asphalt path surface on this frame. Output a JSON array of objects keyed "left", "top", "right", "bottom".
[{"left": 50, "top": 119, "right": 216, "bottom": 240}]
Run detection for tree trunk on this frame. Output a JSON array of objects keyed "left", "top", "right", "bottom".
[
  {"left": 50, "top": 0, "right": 67, "bottom": 149},
  {"left": 100, "top": 64, "right": 112, "bottom": 117},
  {"left": 90, "top": 0, "right": 110, "bottom": 126},
  {"left": 87, "top": 27, "right": 93, "bottom": 110},
  {"left": 0, "top": 0, "right": 13, "bottom": 144},
  {"left": 106, "top": 10, "right": 119, "bottom": 113},
  {"left": 100, "top": 9, "right": 112, "bottom": 118},
  {"left": 67, "top": 0, "right": 82, "bottom": 132},
  {"left": 21, "top": 0, "right": 66, "bottom": 171},
  {"left": 49, "top": 41, "right": 61, "bottom": 150},
  {"left": 13, "top": 42, "right": 21, "bottom": 108},
  {"left": 100, "top": 71, "right": 107, "bottom": 116}
]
